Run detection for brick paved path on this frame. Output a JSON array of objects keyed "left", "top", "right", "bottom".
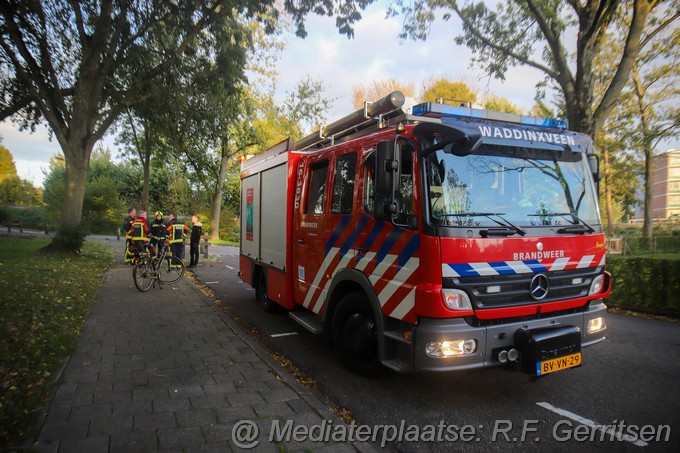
[{"left": 35, "top": 255, "right": 368, "bottom": 452}]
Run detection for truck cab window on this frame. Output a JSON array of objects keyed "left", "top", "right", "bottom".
[
  {"left": 395, "top": 147, "right": 414, "bottom": 225},
  {"left": 305, "top": 160, "right": 329, "bottom": 214},
  {"left": 363, "top": 146, "right": 414, "bottom": 225},
  {"left": 332, "top": 153, "right": 357, "bottom": 214},
  {"left": 364, "top": 154, "right": 376, "bottom": 214}
]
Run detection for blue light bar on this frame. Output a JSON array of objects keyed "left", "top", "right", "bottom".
[{"left": 411, "top": 102, "right": 569, "bottom": 130}]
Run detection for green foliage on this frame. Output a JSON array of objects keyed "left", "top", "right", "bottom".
[
  {"left": 2, "top": 0, "right": 373, "bottom": 240},
  {"left": 0, "top": 237, "right": 111, "bottom": 447},
  {"left": 0, "top": 205, "right": 50, "bottom": 230},
  {"left": 611, "top": 225, "right": 680, "bottom": 255},
  {"left": 392, "top": 0, "right": 670, "bottom": 138},
  {"left": 0, "top": 145, "right": 18, "bottom": 182},
  {"left": 421, "top": 78, "right": 477, "bottom": 105},
  {"left": 481, "top": 95, "right": 522, "bottom": 114},
  {"left": 0, "top": 176, "right": 42, "bottom": 206},
  {"left": 82, "top": 176, "right": 125, "bottom": 234},
  {"left": 219, "top": 205, "right": 241, "bottom": 243},
  {"left": 42, "top": 152, "right": 125, "bottom": 234},
  {"left": 222, "top": 168, "right": 241, "bottom": 215},
  {"left": 351, "top": 79, "right": 416, "bottom": 109},
  {"left": 607, "top": 255, "right": 680, "bottom": 316},
  {"left": 50, "top": 226, "right": 88, "bottom": 252}
]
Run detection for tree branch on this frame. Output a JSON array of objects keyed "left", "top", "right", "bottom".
[
  {"left": 452, "top": 1, "right": 559, "bottom": 80},
  {"left": 594, "top": 0, "right": 654, "bottom": 138},
  {"left": 524, "top": 0, "right": 575, "bottom": 97},
  {"left": 640, "top": 9, "right": 680, "bottom": 49}
]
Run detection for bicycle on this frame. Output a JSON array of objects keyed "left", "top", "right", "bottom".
[{"left": 132, "top": 239, "right": 186, "bottom": 292}]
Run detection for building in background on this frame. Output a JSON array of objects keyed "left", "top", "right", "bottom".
[{"left": 651, "top": 149, "right": 680, "bottom": 220}]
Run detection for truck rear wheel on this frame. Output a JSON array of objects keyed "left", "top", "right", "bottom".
[
  {"left": 332, "top": 292, "right": 380, "bottom": 375},
  {"left": 256, "top": 270, "right": 276, "bottom": 312}
]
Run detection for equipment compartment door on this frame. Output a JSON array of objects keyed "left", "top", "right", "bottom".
[{"left": 293, "top": 158, "right": 330, "bottom": 313}]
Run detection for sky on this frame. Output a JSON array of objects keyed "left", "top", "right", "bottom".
[{"left": 3, "top": 2, "right": 672, "bottom": 188}]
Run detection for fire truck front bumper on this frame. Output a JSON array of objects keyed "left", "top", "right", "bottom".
[{"left": 412, "top": 302, "right": 607, "bottom": 373}]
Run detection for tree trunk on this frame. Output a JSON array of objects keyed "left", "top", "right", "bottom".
[
  {"left": 601, "top": 145, "right": 616, "bottom": 237},
  {"left": 45, "top": 137, "right": 94, "bottom": 252},
  {"left": 210, "top": 138, "right": 230, "bottom": 241},
  {"left": 142, "top": 125, "right": 151, "bottom": 213},
  {"left": 60, "top": 151, "right": 91, "bottom": 230},
  {"left": 643, "top": 142, "right": 654, "bottom": 242}
]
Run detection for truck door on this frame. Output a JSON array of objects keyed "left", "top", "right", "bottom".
[{"left": 293, "top": 158, "right": 330, "bottom": 311}]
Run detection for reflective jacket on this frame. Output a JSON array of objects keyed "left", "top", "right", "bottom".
[
  {"left": 167, "top": 220, "right": 190, "bottom": 244},
  {"left": 129, "top": 219, "right": 150, "bottom": 241},
  {"left": 150, "top": 219, "right": 168, "bottom": 239}
]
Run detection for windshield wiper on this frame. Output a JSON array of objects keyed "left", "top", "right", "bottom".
[
  {"left": 437, "top": 212, "right": 526, "bottom": 236},
  {"left": 528, "top": 212, "right": 595, "bottom": 234}
]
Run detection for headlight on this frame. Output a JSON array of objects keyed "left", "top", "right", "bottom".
[
  {"left": 442, "top": 288, "right": 472, "bottom": 311},
  {"left": 587, "top": 317, "right": 606, "bottom": 334},
  {"left": 589, "top": 274, "right": 604, "bottom": 295},
  {"left": 426, "top": 339, "right": 477, "bottom": 358}
]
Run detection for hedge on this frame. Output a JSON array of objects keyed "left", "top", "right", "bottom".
[{"left": 606, "top": 255, "right": 680, "bottom": 317}]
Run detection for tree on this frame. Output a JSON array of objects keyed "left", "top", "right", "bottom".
[
  {"left": 352, "top": 79, "right": 416, "bottom": 109},
  {"left": 391, "top": 0, "right": 678, "bottom": 139},
  {"left": 0, "top": 144, "right": 17, "bottom": 182},
  {"left": 42, "top": 147, "right": 124, "bottom": 233},
  {"left": 280, "top": 76, "right": 335, "bottom": 139},
  {"left": 627, "top": 43, "right": 680, "bottom": 240},
  {"left": 0, "top": 0, "right": 373, "bottom": 251},
  {"left": 0, "top": 176, "right": 42, "bottom": 205},
  {"left": 480, "top": 94, "right": 522, "bottom": 114},
  {"left": 420, "top": 78, "right": 477, "bottom": 105},
  {"left": 596, "top": 126, "right": 641, "bottom": 234},
  {"left": 594, "top": 4, "right": 679, "bottom": 239}
]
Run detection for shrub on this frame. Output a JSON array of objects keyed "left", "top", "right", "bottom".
[{"left": 607, "top": 255, "right": 680, "bottom": 316}]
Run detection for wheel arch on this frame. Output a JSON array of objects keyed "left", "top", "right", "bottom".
[
  {"left": 251, "top": 261, "right": 264, "bottom": 289},
  {"left": 322, "top": 268, "right": 385, "bottom": 359}
]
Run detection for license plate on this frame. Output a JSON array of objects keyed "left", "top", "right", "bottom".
[{"left": 536, "top": 352, "right": 582, "bottom": 376}]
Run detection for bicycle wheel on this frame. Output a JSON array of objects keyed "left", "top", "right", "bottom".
[
  {"left": 133, "top": 256, "right": 155, "bottom": 292},
  {"left": 159, "top": 255, "right": 185, "bottom": 283}
]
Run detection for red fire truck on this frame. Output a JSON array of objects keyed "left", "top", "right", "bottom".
[{"left": 239, "top": 92, "right": 611, "bottom": 376}]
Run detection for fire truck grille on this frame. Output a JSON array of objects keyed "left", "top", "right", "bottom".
[{"left": 445, "top": 267, "right": 603, "bottom": 310}]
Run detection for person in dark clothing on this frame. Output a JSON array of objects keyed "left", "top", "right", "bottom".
[
  {"left": 167, "top": 213, "right": 190, "bottom": 260},
  {"left": 149, "top": 211, "right": 168, "bottom": 257},
  {"left": 188, "top": 215, "right": 202, "bottom": 268},
  {"left": 123, "top": 208, "right": 136, "bottom": 264}
]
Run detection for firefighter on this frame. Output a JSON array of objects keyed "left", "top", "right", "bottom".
[
  {"left": 149, "top": 211, "right": 168, "bottom": 257},
  {"left": 188, "top": 215, "right": 203, "bottom": 268},
  {"left": 166, "top": 213, "right": 190, "bottom": 260},
  {"left": 123, "top": 207, "right": 136, "bottom": 264},
  {"left": 128, "top": 211, "right": 150, "bottom": 259}
]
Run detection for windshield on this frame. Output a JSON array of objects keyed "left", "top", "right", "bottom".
[{"left": 425, "top": 145, "right": 600, "bottom": 228}]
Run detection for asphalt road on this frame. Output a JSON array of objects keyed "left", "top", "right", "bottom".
[{"left": 190, "top": 244, "right": 680, "bottom": 452}]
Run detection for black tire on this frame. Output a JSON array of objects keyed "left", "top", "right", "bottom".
[
  {"left": 133, "top": 256, "right": 154, "bottom": 292},
  {"left": 159, "top": 255, "right": 185, "bottom": 283},
  {"left": 255, "top": 270, "right": 276, "bottom": 312},
  {"left": 332, "top": 292, "right": 381, "bottom": 375}
]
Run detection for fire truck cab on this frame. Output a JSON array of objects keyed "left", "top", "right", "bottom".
[{"left": 239, "top": 92, "right": 611, "bottom": 376}]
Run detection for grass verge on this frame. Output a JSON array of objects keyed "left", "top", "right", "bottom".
[{"left": 0, "top": 236, "right": 112, "bottom": 448}]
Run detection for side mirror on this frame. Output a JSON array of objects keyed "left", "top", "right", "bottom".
[
  {"left": 373, "top": 141, "right": 401, "bottom": 220},
  {"left": 375, "top": 141, "right": 400, "bottom": 193}
]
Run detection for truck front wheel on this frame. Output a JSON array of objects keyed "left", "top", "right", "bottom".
[{"left": 332, "top": 292, "right": 380, "bottom": 375}]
